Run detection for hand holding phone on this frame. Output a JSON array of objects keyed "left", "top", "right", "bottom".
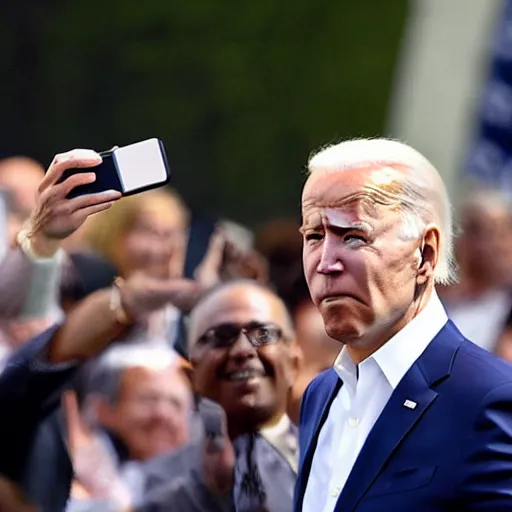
[
  {"left": 20, "top": 149, "right": 123, "bottom": 258},
  {"left": 59, "top": 138, "right": 171, "bottom": 198}
]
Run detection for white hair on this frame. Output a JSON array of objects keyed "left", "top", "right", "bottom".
[
  {"left": 307, "top": 138, "right": 456, "bottom": 285},
  {"left": 82, "top": 344, "right": 186, "bottom": 405}
]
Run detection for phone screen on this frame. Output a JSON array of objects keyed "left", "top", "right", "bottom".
[
  {"left": 59, "top": 138, "right": 171, "bottom": 198},
  {"left": 114, "top": 138, "right": 169, "bottom": 194}
]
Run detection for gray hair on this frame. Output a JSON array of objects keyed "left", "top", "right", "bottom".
[
  {"left": 457, "top": 185, "right": 511, "bottom": 220},
  {"left": 307, "top": 138, "right": 456, "bottom": 285},
  {"left": 81, "top": 344, "right": 183, "bottom": 406}
]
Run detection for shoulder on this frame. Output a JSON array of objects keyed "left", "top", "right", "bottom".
[
  {"left": 433, "top": 333, "right": 512, "bottom": 422},
  {"left": 455, "top": 339, "right": 512, "bottom": 392}
]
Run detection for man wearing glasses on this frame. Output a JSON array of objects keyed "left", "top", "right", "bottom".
[{"left": 139, "top": 279, "right": 299, "bottom": 512}]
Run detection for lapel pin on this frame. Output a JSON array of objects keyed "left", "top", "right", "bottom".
[{"left": 403, "top": 399, "right": 417, "bottom": 410}]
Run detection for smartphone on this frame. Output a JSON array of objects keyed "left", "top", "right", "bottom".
[{"left": 60, "top": 138, "right": 171, "bottom": 198}]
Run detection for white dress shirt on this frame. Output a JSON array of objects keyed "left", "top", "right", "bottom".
[{"left": 302, "top": 292, "right": 448, "bottom": 512}]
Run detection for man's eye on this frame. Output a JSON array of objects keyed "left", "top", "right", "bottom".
[
  {"left": 345, "top": 234, "right": 367, "bottom": 244},
  {"left": 305, "top": 232, "right": 323, "bottom": 242}
]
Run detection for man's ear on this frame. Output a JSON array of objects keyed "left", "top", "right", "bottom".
[{"left": 416, "top": 225, "right": 440, "bottom": 285}]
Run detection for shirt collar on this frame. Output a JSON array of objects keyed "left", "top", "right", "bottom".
[{"left": 333, "top": 291, "right": 448, "bottom": 389}]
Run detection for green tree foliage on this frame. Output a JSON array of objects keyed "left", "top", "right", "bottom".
[{"left": 0, "top": 0, "right": 408, "bottom": 224}]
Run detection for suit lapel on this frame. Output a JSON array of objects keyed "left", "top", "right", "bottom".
[
  {"left": 335, "top": 322, "right": 463, "bottom": 512},
  {"left": 295, "top": 370, "right": 341, "bottom": 511}
]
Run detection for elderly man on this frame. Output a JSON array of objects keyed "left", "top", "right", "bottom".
[
  {"left": 66, "top": 344, "right": 193, "bottom": 510},
  {"left": 440, "top": 188, "right": 512, "bottom": 352},
  {"left": 0, "top": 149, "right": 204, "bottom": 510},
  {"left": 140, "top": 280, "right": 299, "bottom": 512},
  {"left": 83, "top": 345, "right": 192, "bottom": 463},
  {"left": 295, "top": 138, "right": 512, "bottom": 512}
]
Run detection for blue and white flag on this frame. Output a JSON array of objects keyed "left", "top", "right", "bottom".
[{"left": 464, "top": 0, "right": 512, "bottom": 194}]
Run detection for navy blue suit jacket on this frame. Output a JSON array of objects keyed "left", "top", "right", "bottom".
[
  {"left": 0, "top": 327, "right": 77, "bottom": 510},
  {"left": 295, "top": 321, "right": 512, "bottom": 511}
]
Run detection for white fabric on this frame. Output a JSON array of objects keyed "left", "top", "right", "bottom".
[
  {"left": 444, "top": 289, "right": 511, "bottom": 352},
  {"left": 302, "top": 292, "right": 448, "bottom": 512},
  {"left": 260, "top": 414, "right": 298, "bottom": 473}
]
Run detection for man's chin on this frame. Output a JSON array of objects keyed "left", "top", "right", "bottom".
[
  {"left": 227, "top": 398, "right": 276, "bottom": 427},
  {"left": 324, "top": 323, "right": 362, "bottom": 344}
]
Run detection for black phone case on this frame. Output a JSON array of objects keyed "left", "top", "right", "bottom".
[{"left": 58, "top": 139, "right": 171, "bottom": 199}]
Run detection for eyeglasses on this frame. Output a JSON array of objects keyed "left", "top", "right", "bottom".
[{"left": 196, "top": 322, "right": 286, "bottom": 349}]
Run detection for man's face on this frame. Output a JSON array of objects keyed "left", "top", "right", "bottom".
[
  {"left": 120, "top": 205, "right": 187, "bottom": 278},
  {"left": 301, "top": 167, "right": 423, "bottom": 350},
  {"left": 99, "top": 366, "right": 191, "bottom": 461},
  {"left": 0, "top": 160, "right": 44, "bottom": 218},
  {"left": 457, "top": 204, "right": 512, "bottom": 282},
  {"left": 190, "top": 285, "right": 297, "bottom": 430}
]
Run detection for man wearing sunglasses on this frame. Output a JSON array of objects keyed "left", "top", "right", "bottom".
[{"left": 139, "top": 279, "right": 299, "bottom": 512}]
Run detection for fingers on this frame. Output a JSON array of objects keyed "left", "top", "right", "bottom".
[
  {"left": 73, "top": 200, "right": 116, "bottom": 220},
  {"left": 67, "top": 189, "right": 122, "bottom": 211},
  {"left": 205, "top": 228, "right": 227, "bottom": 266},
  {"left": 57, "top": 172, "right": 96, "bottom": 198},
  {"left": 40, "top": 149, "right": 102, "bottom": 191},
  {"left": 36, "top": 189, "right": 119, "bottom": 222},
  {"left": 167, "top": 232, "right": 188, "bottom": 279},
  {"left": 194, "top": 228, "right": 227, "bottom": 287}
]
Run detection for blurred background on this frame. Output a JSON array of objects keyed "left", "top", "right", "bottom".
[{"left": 2, "top": 0, "right": 504, "bottom": 224}]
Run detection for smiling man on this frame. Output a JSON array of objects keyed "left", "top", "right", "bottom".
[
  {"left": 140, "top": 279, "right": 299, "bottom": 512},
  {"left": 295, "top": 138, "right": 512, "bottom": 512}
]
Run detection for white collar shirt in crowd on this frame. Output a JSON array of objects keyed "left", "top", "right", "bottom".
[
  {"left": 302, "top": 291, "right": 448, "bottom": 512},
  {"left": 444, "top": 288, "right": 511, "bottom": 353},
  {"left": 260, "top": 413, "right": 299, "bottom": 473}
]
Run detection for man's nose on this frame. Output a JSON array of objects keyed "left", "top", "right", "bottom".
[
  {"left": 228, "top": 333, "right": 257, "bottom": 359},
  {"left": 151, "top": 396, "right": 175, "bottom": 420},
  {"left": 317, "top": 236, "right": 344, "bottom": 274}
]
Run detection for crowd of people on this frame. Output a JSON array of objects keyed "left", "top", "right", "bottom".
[{"left": 0, "top": 139, "right": 512, "bottom": 511}]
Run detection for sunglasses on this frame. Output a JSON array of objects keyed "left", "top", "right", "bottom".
[{"left": 196, "top": 322, "right": 287, "bottom": 349}]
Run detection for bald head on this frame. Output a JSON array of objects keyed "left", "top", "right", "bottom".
[
  {"left": 188, "top": 280, "right": 298, "bottom": 434},
  {"left": 305, "top": 138, "right": 454, "bottom": 285},
  {"left": 188, "top": 280, "right": 294, "bottom": 347},
  {"left": 456, "top": 188, "right": 512, "bottom": 282},
  {"left": 0, "top": 157, "right": 44, "bottom": 216}
]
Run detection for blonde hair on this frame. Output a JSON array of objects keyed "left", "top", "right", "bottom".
[
  {"left": 84, "top": 188, "right": 189, "bottom": 267},
  {"left": 308, "top": 138, "right": 455, "bottom": 285}
]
